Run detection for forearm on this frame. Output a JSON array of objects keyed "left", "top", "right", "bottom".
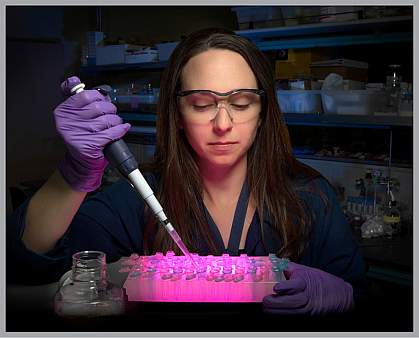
[{"left": 22, "top": 170, "right": 87, "bottom": 254}]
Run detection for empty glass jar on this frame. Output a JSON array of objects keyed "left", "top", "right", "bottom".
[{"left": 54, "top": 251, "right": 125, "bottom": 318}]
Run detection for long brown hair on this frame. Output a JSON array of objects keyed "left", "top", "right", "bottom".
[{"left": 142, "top": 28, "right": 319, "bottom": 260}]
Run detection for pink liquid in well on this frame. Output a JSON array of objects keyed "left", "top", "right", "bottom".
[{"left": 123, "top": 252, "right": 289, "bottom": 302}]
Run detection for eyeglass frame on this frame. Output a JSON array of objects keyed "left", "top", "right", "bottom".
[
  {"left": 177, "top": 88, "right": 265, "bottom": 98},
  {"left": 176, "top": 88, "right": 265, "bottom": 122}
]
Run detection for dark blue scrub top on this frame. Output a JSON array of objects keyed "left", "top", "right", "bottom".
[{"left": 7, "top": 173, "right": 367, "bottom": 302}]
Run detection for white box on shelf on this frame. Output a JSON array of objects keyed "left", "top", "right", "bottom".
[
  {"left": 96, "top": 44, "right": 129, "bottom": 65},
  {"left": 277, "top": 90, "right": 322, "bottom": 114},
  {"left": 125, "top": 49, "right": 158, "bottom": 64},
  {"left": 321, "top": 90, "right": 385, "bottom": 115}
]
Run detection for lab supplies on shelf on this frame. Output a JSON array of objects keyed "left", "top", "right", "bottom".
[
  {"left": 96, "top": 44, "right": 158, "bottom": 65},
  {"left": 277, "top": 90, "right": 322, "bottom": 114},
  {"left": 321, "top": 90, "right": 386, "bottom": 115},
  {"left": 125, "top": 48, "right": 158, "bottom": 63}
]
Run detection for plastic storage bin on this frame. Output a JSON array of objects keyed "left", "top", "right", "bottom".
[
  {"left": 321, "top": 90, "right": 384, "bottom": 115},
  {"left": 277, "top": 90, "right": 322, "bottom": 114}
]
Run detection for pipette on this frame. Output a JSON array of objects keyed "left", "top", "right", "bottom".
[{"left": 71, "top": 82, "right": 198, "bottom": 269}]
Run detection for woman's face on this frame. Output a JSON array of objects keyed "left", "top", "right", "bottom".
[{"left": 179, "top": 49, "right": 262, "bottom": 170}]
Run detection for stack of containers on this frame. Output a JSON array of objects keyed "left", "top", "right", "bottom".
[{"left": 277, "top": 90, "right": 323, "bottom": 114}]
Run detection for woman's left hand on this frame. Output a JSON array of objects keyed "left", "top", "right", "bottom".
[{"left": 263, "top": 262, "right": 354, "bottom": 315}]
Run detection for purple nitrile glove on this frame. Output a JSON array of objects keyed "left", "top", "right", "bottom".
[
  {"left": 54, "top": 76, "right": 131, "bottom": 192},
  {"left": 263, "top": 262, "right": 354, "bottom": 315}
]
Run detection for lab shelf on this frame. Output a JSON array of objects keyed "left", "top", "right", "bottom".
[
  {"left": 119, "top": 112, "right": 157, "bottom": 122},
  {"left": 253, "top": 32, "right": 412, "bottom": 50},
  {"left": 85, "top": 14, "right": 412, "bottom": 175},
  {"left": 82, "top": 16, "right": 413, "bottom": 73},
  {"left": 283, "top": 114, "right": 412, "bottom": 129},
  {"left": 236, "top": 16, "right": 413, "bottom": 42},
  {"left": 80, "top": 60, "right": 168, "bottom": 73},
  {"left": 119, "top": 112, "right": 412, "bottom": 129},
  {"left": 295, "top": 154, "right": 411, "bottom": 169}
]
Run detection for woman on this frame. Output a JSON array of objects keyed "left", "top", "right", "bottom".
[{"left": 7, "top": 28, "right": 365, "bottom": 315}]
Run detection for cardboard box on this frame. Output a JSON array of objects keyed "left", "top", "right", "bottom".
[{"left": 275, "top": 48, "right": 330, "bottom": 80}]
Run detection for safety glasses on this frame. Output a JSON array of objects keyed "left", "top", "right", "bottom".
[{"left": 177, "top": 89, "right": 264, "bottom": 124}]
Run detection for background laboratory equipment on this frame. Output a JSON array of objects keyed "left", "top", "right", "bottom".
[{"left": 385, "top": 64, "right": 401, "bottom": 114}]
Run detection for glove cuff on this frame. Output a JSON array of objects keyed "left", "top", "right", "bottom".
[
  {"left": 343, "top": 281, "right": 355, "bottom": 312},
  {"left": 58, "top": 152, "right": 107, "bottom": 192}
]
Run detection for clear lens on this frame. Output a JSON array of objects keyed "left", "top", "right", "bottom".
[{"left": 179, "top": 89, "right": 262, "bottom": 123}]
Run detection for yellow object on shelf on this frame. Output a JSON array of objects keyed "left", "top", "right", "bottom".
[{"left": 275, "top": 48, "right": 330, "bottom": 80}]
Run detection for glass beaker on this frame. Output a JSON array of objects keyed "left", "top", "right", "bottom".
[{"left": 54, "top": 251, "right": 125, "bottom": 318}]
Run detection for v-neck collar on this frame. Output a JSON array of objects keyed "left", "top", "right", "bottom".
[{"left": 202, "top": 179, "right": 251, "bottom": 255}]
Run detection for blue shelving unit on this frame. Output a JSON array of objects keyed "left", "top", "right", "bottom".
[
  {"left": 235, "top": 15, "right": 413, "bottom": 49},
  {"left": 253, "top": 32, "right": 412, "bottom": 50},
  {"left": 283, "top": 113, "right": 412, "bottom": 129},
  {"left": 80, "top": 60, "right": 168, "bottom": 73},
  {"left": 89, "top": 15, "right": 412, "bottom": 170},
  {"left": 119, "top": 112, "right": 157, "bottom": 123},
  {"left": 119, "top": 112, "right": 412, "bottom": 130}
]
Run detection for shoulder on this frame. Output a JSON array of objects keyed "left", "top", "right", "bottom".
[
  {"left": 294, "top": 175, "right": 338, "bottom": 210},
  {"left": 287, "top": 159, "right": 337, "bottom": 208}
]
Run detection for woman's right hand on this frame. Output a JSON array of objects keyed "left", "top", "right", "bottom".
[{"left": 54, "top": 76, "right": 131, "bottom": 192}]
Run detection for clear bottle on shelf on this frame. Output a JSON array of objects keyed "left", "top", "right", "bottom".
[
  {"left": 398, "top": 82, "right": 413, "bottom": 116},
  {"left": 54, "top": 251, "right": 126, "bottom": 318},
  {"left": 385, "top": 64, "right": 401, "bottom": 114}
]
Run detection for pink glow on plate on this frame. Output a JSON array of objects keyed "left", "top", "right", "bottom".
[{"left": 123, "top": 253, "right": 288, "bottom": 303}]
